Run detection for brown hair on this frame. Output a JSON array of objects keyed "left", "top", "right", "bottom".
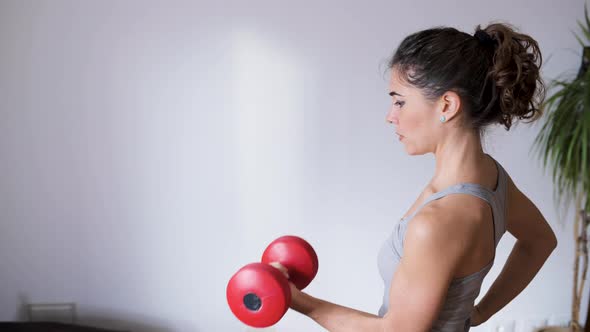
[{"left": 388, "top": 23, "right": 546, "bottom": 131}]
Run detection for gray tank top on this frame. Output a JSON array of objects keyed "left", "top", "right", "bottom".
[{"left": 377, "top": 156, "right": 507, "bottom": 331}]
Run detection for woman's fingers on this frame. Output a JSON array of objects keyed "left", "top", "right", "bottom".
[{"left": 269, "top": 262, "right": 290, "bottom": 279}]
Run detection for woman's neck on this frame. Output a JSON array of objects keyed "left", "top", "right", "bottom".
[{"left": 430, "top": 129, "right": 488, "bottom": 190}]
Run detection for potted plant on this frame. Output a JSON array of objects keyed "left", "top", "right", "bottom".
[{"left": 533, "top": 4, "right": 590, "bottom": 332}]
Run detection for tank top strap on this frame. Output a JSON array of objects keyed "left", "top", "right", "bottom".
[
  {"left": 401, "top": 154, "right": 507, "bottom": 247},
  {"left": 402, "top": 183, "right": 486, "bottom": 222},
  {"left": 489, "top": 155, "right": 508, "bottom": 246},
  {"left": 492, "top": 156, "right": 508, "bottom": 214}
]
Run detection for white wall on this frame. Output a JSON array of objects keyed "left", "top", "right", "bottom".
[{"left": 0, "top": 0, "right": 586, "bottom": 331}]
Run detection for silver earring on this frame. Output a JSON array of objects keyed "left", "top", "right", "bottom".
[{"left": 440, "top": 115, "right": 446, "bottom": 123}]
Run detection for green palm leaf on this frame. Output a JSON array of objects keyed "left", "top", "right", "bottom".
[{"left": 533, "top": 48, "right": 590, "bottom": 214}]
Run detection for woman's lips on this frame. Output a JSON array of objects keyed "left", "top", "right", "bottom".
[{"left": 396, "top": 132, "right": 404, "bottom": 141}]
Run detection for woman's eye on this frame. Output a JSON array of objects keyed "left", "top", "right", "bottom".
[{"left": 394, "top": 101, "right": 405, "bottom": 107}]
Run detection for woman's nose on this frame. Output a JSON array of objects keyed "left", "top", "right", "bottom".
[{"left": 386, "top": 106, "right": 399, "bottom": 125}]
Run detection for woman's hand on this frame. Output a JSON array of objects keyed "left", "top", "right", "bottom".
[
  {"left": 470, "top": 305, "right": 485, "bottom": 326},
  {"left": 269, "top": 262, "right": 301, "bottom": 307}
]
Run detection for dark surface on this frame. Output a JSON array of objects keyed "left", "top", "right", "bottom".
[{"left": 0, "top": 322, "right": 127, "bottom": 332}]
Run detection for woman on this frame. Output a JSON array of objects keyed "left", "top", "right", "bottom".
[{"left": 273, "top": 23, "right": 558, "bottom": 331}]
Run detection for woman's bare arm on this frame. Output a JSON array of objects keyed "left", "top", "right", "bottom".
[
  {"left": 474, "top": 175, "right": 557, "bottom": 324},
  {"left": 284, "top": 207, "right": 473, "bottom": 331}
]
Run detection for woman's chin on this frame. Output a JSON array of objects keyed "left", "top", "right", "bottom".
[
  {"left": 404, "top": 146, "right": 427, "bottom": 156},
  {"left": 400, "top": 140, "right": 422, "bottom": 155}
]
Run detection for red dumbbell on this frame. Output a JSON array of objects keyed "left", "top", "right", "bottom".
[{"left": 226, "top": 235, "right": 319, "bottom": 328}]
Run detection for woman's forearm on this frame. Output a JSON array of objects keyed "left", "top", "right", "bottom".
[
  {"left": 476, "top": 240, "right": 556, "bottom": 321},
  {"left": 291, "top": 291, "right": 383, "bottom": 332}
]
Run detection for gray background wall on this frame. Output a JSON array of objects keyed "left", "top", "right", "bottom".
[{"left": 0, "top": 0, "right": 586, "bottom": 331}]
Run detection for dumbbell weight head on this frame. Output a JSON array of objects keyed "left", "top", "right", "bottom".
[
  {"left": 226, "top": 262, "right": 291, "bottom": 328},
  {"left": 261, "top": 235, "right": 319, "bottom": 290}
]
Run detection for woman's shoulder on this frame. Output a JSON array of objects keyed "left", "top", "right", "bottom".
[
  {"left": 406, "top": 197, "right": 485, "bottom": 250},
  {"left": 403, "top": 206, "right": 477, "bottom": 275},
  {"left": 424, "top": 193, "right": 490, "bottom": 225}
]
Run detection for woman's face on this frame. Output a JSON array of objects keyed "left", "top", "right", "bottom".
[{"left": 386, "top": 69, "right": 443, "bottom": 155}]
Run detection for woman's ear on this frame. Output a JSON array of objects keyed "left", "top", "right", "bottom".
[{"left": 439, "top": 91, "right": 461, "bottom": 121}]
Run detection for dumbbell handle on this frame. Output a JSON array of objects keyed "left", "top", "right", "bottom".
[{"left": 268, "top": 261, "right": 290, "bottom": 278}]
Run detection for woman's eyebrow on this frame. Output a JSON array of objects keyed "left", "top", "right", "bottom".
[{"left": 389, "top": 91, "right": 404, "bottom": 97}]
